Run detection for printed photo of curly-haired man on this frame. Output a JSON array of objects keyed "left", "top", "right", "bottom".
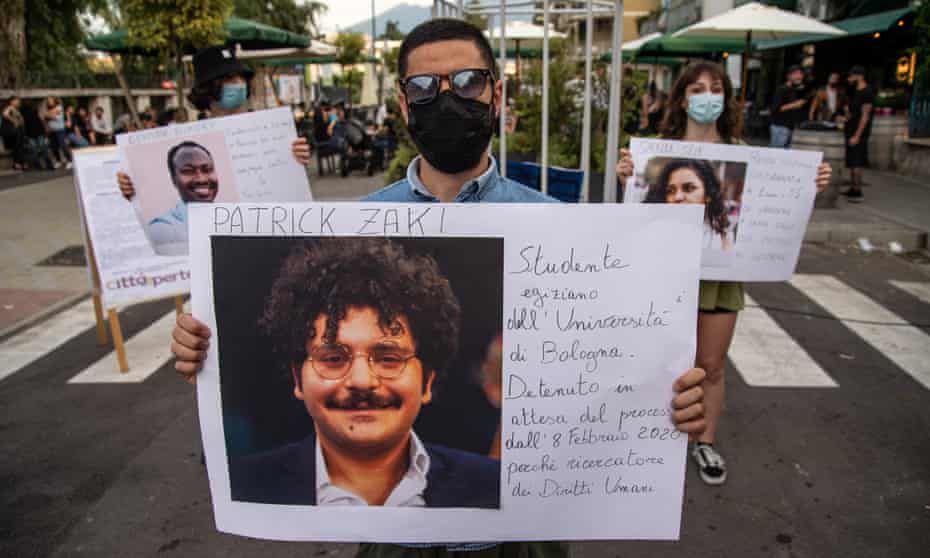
[{"left": 212, "top": 236, "right": 504, "bottom": 509}]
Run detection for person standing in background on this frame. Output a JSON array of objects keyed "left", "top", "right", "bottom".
[
  {"left": 769, "top": 65, "right": 808, "bottom": 148},
  {"left": 1, "top": 96, "right": 27, "bottom": 171},
  {"left": 21, "top": 100, "right": 55, "bottom": 170},
  {"left": 809, "top": 71, "right": 847, "bottom": 123},
  {"left": 43, "top": 97, "right": 71, "bottom": 169},
  {"left": 843, "top": 65, "right": 874, "bottom": 203}
]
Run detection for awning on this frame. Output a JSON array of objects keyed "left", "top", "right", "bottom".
[
  {"left": 634, "top": 35, "right": 750, "bottom": 58},
  {"left": 84, "top": 16, "right": 310, "bottom": 54},
  {"left": 757, "top": 7, "right": 914, "bottom": 50},
  {"left": 600, "top": 53, "right": 684, "bottom": 67},
  {"left": 262, "top": 54, "right": 380, "bottom": 67}
]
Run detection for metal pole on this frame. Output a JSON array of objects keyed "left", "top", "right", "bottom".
[
  {"left": 499, "top": 0, "right": 507, "bottom": 176},
  {"left": 372, "top": 0, "right": 381, "bottom": 105},
  {"left": 457, "top": 0, "right": 464, "bottom": 18},
  {"left": 431, "top": 0, "right": 437, "bottom": 18},
  {"left": 580, "top": 0, "right": 594, "bottom": 202},
  {"left": 541, "top": 0, "right": 550, "bottom": 195},
  {"left": 602, "top": 0, "right": 624, "bottom": 203}
]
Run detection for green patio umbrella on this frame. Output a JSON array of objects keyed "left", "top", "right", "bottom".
[{"left": 83, "top": 16, "right": 310, "bottom": 54}]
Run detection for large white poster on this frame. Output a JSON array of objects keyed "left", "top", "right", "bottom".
[
  {"left": 191, "top": 202, "right": 703, "bottom": 542},
  {"left": 624, "top": 138, "right": 822, "bottom": 282},
  {"left": 73, "top": 147, "right": 188, "bottom": 310},
  {"left": 117, "top": 107, "right": 311, "bottom": 257}
]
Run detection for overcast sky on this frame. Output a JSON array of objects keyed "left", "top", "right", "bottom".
[{"left": 320, "top": 0, "right": 433, "bottom": 33}]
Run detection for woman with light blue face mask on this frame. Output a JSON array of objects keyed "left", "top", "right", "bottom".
[
  {"left": 117, "top": 45, "right": 311, "bottom": 200},
  {"left": 617, "top": 61, "right": 833, "bottom": 487}
]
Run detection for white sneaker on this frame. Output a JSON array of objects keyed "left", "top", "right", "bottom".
[
  {"left": 691, "top": 442, "right": 727, "bottom": 485},
  {"left": 65, "top": 162, "right": 73, "bottom": 170}
]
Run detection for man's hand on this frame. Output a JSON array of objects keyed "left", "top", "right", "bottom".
[
  {"left": 850, "top": 135, "right": 861, "bottom": 147},
  {"left": 117, "top": 171, "right": 135, "bottom": 201},
  {"left": 171, "top": 313, "right": 212, "bottom": 384},
  {"left": 615, "top": 149, "right": 634, "bottom": 184},
  {"left": 291, "top": 137, "right": 311, "bottom": 166},
  {"left": 671, "top": 367, "right": 707, "bottom": 439},
  {"left": 815, "top": 162, "right": 832, "bottom": 193}
]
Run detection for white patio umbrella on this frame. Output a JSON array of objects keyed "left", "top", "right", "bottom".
[
  {"left": 673, "top": 1, "right": 845, "bottom": 103},
  {"left": 485, "top": 21, "right": 567, "bottom": 81}
]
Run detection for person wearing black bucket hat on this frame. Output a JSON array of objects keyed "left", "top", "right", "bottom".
[{"left": 117, "top": 44, "right": 311, "bottom": 200}]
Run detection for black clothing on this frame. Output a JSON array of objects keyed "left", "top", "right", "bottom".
[
  {"left": 844, "top": 86, "right": 875, "bottom": 169},
  {"left": 771, "top": 84, "right": 808, "bottom": 129},
  {"left": 845, "top": 86, "right": 875, "bottom": 139}
]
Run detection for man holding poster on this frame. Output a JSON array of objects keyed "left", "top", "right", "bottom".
[{"left": 173, "top": 18, "right": 709, "bottom": 557}]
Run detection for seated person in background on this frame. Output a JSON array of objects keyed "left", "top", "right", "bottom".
[{"left": 91, "top": 106, "right": 113, "bottom": 144}]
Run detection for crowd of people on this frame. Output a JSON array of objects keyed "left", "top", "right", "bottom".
[
  {"left": 770, "top": 64, "right": 874, "bottom": 202},
  {"left": 0, "top": 94, "right": 189, "bottom": 173},
  {"left": 294, "top": 98, "right": 399, "bottom": 176}
]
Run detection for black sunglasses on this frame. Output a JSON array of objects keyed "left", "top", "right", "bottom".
[{"left": 398, "top": 69, "right": 495, "bottom": 105}]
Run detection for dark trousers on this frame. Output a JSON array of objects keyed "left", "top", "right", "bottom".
[{"left": 49, "top": 129, "right": 72, "bottom": 163}]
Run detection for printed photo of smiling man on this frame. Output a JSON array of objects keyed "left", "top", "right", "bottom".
[
  {"left": 121, "top": 131, "right": 238, "bottom": 256},
  {"left": 216, "top": 236, "right": 504, "bottom": 509}
]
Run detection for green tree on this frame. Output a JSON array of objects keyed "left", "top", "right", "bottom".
[
  {"left": 383, "top": 46, "right": 400, "bottom": 76},
  {"left": 15, "top": 0, "right": 109, "bottom": 84},
  {"left": 232, "top": 0, "right": 327, "bottom": 37},
  {"left": 464, "top": 0, "right": 487, "bottom": 31},
  {"left": 122, "top": 0, "right": 233, "bottom": 112},
  {"left": 0, "top": 0, "right": 26, "bottom": 88},
  {"left": 333, "top": 68, "right": 365, "bottom": 105},
  {"left": 333, "top": 31, "right": 367, "bottom": 106},
  {"left": 379, "top": 19, "right": 404, "bottom": 40}
]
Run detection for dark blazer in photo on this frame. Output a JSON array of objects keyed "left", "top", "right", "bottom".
[{"left": 228, "top": 433, "right": 501, "bottom": 508}]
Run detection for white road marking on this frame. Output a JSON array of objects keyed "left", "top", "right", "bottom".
[
  {"left": 791, "top": 274, "right": 930, "bottom": 390},
  {"left": 0, "top": 298, "right": 98, "bottom": 382},
  {"left": 730, "top": 294, "right": 838, "bottom": 387},
  {"left": 68, "top": 311, "right": 175, "bottom": 384},
  {"left": 889, "top": 280, "right": 930, "bottom": 306}
]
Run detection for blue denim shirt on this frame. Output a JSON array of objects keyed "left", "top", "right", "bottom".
[
  {"left": 363, "top": 155, "right": 554, "bottom": 552},
  {"left": 364, "top": 155, "right": 559, "bottom": 204}
]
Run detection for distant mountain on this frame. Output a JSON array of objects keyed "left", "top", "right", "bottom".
[{"left": 345, "top": 3, "right": 431, "bottom": 36}]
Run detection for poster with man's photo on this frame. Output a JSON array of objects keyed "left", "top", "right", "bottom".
[
  {"left": 191, "top": 202, "right": 705, "bottom": 542},
  {"left": 72, "top": 147, "right": 189, "bottom": 310},
  {"left": 624, "top": 138, "right": 823, "bottom": 282},
  {"left": 117, "top": 107, "right": 312, "bottom": 257}
]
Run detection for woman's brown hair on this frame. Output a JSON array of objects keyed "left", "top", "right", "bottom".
[{"left": 660, "top": 61, "right": 743, "bottom": 143}]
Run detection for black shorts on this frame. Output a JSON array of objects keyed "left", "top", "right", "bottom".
[{"left": 845, "top": 135, "right": 870, "bottom": 169}]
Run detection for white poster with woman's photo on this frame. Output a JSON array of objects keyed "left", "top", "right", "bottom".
[
  {"left": 624, "top": 138, "right": 823, "bottom": 282},
  {"left": 117, "top": 107, "right": 312, "bottom": 257}
]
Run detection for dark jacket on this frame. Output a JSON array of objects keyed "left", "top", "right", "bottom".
[{"left": 229, "top": 433, "right": 501, "bottom": 508}]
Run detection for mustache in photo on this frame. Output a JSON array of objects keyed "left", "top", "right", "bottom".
[{"left": 325, "top": 389, "right": 402, "bottom": 411}]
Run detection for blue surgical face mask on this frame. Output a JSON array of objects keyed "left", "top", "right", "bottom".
[
  {"left": 687, "top": 92, "right": 724, "bottom": 125},
  {"left": 218, "top": 83, "right": 248, "bottom": 110}
]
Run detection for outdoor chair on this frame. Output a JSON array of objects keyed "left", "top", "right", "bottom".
[{"left": 505, "top": 160, "right": 584, "bottom": 203}]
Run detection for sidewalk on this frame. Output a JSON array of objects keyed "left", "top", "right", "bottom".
[
  {"left": 806, "top": 169, "right": 929, "bottom": 251},
  {"left": 0, "top": 163, "right": 926, "bottom": 336},
  {"left": 0, "top": 162, "right": 386, "bottom": 336}
]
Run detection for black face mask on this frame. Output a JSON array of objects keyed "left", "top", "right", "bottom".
[{"left": 406, "top": 90, "right": 495, "bottom": 175}]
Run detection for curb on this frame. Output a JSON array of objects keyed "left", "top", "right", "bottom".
[
  {"left": 0, "top": 290, "right": 91, "bottom": 344},
  {"left": 804, "top": 222, "right": 928, "bottom": 251}
]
